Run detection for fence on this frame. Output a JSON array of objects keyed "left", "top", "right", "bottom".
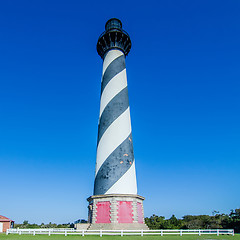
[{"left": 6, "top": 228, "right": 234, "bottom": 236}]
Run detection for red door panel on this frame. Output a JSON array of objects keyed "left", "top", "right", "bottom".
[
  {"left": 137, "top": 202, "right": 143, "bottom": 223},
  {"left": 96, "top": 201, "right": 111, "bottom": 223},
  {"left": 117, "top": 201, "right": 133, "bottom": 223}
]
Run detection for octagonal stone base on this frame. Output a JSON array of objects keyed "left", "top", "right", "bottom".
[{"left": 87, "top": 194, "right": 148, "bottom": 230}]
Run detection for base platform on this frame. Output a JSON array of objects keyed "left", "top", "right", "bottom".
[{"left": 87, "top": 194, "right": 148, "bottom": 230}]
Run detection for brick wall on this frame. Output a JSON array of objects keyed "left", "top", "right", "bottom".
[{"left": 2, "top": 222, "right": 10, "bottom": 232}]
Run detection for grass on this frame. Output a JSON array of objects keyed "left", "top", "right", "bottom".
[{"left": 0, "top": 234, "right": 239, "bottom": 240}]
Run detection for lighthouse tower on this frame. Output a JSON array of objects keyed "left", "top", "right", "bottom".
[{"left": 87, "top": 18, "right": 148, "bottom": 230}]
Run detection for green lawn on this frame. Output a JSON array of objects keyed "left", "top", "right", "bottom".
[{"left": 0, "top": 234, "right": 239, "bottom": 240}]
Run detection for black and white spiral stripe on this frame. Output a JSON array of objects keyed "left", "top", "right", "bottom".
[{"left": 94, "top": 49, "right": 137, "bottom": 195}]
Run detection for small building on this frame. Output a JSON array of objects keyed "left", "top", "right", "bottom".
[{"left": 0, "top": 215, "right": 14, "bottom": 232}]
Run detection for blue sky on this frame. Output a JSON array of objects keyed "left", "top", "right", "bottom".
[{"left": 0, "top": 0, "right": 239, "bottom": 224}]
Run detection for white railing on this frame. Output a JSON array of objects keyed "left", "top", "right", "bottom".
[{"left": 6, "top": 228, "right": 234, "bottom": 236}]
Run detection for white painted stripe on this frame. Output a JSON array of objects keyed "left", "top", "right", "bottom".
[
  {"left": 95, "top": 107, "right": 132, "bottom": 176},
  {"left": 102, "top": 49, "right": 124, "bottom": 77},
  {"left": 99, "top": 69, "right": 127, "bottom": 117},
  {"left": 105, "top": 160, "right": 137, "bottom": 194}
]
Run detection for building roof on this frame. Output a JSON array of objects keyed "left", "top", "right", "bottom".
[{"left": 0, "top": 215, "right": 14, "bottom": 222}]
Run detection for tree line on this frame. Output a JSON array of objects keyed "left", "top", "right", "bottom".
[
  {"left": 14, "top": 209, "right": 239, "bottom": 233},
  {"left": 14, "top": 221, "right": 75, "bottom": 229},
  {"left": 14, "top": 219, "right": 87, "bottom": 229},
  {"left": 145, "top": 208, "right": 240, "bottom": 232}
]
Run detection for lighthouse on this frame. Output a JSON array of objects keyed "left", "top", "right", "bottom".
[{"left": 87, "top": 18, "right": 148, "bottom": 230}]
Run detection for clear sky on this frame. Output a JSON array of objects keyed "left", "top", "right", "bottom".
[{"left": 0, "top": 0, "right": 239, "bottom": 224}]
